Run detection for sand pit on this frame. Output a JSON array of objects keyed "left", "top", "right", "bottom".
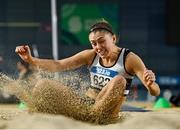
[{"left": 0, "top": 104, "right": 180, "bottom": 129}]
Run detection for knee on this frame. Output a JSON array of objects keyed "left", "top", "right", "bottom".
[{"left": 111, "top": 75, "right": 126, "bottom": 89}]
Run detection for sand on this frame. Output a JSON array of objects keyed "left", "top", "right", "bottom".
[
  {"left": 0, "top": 104, "right": 180, "bottom": 129},
  {"left": 1, "top": 72, "right": 180, "bottom": 129}
]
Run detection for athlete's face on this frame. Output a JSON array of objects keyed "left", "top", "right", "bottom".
[{"left": 89, "top": 31, "right": 116, "bottom": 58}]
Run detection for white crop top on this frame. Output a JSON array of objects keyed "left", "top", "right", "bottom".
[{"left": 89, "top": 48, "right": 134, "bottom": 96}]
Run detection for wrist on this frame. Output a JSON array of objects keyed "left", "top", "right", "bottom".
[
  {"left": 148, "top": 82, "right": 160, "bottom": 96},
  {"left": 28, "top": 56, "right": 35, "bottom": 65}
]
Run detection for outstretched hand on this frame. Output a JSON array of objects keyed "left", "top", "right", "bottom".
[
  {"left": 143, "top": 68, "right": 156, "bottom": 87},
  {"left": 15, "top": 45, "right": 32, "bottom": 63}
]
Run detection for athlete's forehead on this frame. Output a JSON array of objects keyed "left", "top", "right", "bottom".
[{"left": 89, "top": 32, "right": 106, "bottom": 41}]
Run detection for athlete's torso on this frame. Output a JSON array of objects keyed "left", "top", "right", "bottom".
[{"left": 89, "top": 48, "right": 134, "bottom": 96}]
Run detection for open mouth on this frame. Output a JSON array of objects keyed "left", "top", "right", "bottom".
[{"left": 98, "top": 51, "right": 106, "bottom": 57}]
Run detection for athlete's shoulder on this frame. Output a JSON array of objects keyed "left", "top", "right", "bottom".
[
  {"left": 79, "top": 49, "right": 96, "bottom": 57},
  {"left": 78, "top": 49, "right": 96, "bottom": 65},
  {"left": 125, "top": 50, "right": 142, "bottom": 64},
  {"left": 124, "top": 49, "right": 144, "bottom": 75},
  {"left": 82, "top": 49, "right": 96, "bottom": 53}
]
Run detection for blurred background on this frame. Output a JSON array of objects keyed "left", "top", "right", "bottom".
[{"left": 0, "top": 0, "right": 180, "bottom": 103}]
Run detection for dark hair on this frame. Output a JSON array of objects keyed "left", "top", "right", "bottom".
[{"left": 89, "top": 19, "right": 114, "bottom": 35}]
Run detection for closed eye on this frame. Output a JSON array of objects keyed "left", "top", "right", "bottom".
[{"left": 91, "top": 41, "right": 97, "bottom": 46}]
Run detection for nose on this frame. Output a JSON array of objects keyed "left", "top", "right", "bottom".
[
  {"left": 95, "top": 43, "right": 102, "bottom": 52},
  {"left": 96, "top": 43, "right": 102, "bottom": 49}
]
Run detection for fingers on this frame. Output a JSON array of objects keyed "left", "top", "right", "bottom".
[
  {"left": 144, "top": 69, "right": 156, "bottom": 82},
  {"left": 15, "top": 45, "right": 29, "bottom": 54}
]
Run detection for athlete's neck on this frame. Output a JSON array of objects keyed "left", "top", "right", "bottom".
[{"left": 100, "top": 47, "right": 121, "bottom": 67}]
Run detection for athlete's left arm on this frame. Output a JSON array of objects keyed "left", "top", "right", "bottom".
[{"left": 125, "top": 52, "right": 160, "bottom": 96}]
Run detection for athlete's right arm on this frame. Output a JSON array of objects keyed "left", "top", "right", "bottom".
[{"left": 15, "top": 45, "right": 96, "bottom": 72}]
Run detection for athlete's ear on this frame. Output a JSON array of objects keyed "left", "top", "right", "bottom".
[{"left": 112, "top": 35, "right": 117, "bottom": 44}]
